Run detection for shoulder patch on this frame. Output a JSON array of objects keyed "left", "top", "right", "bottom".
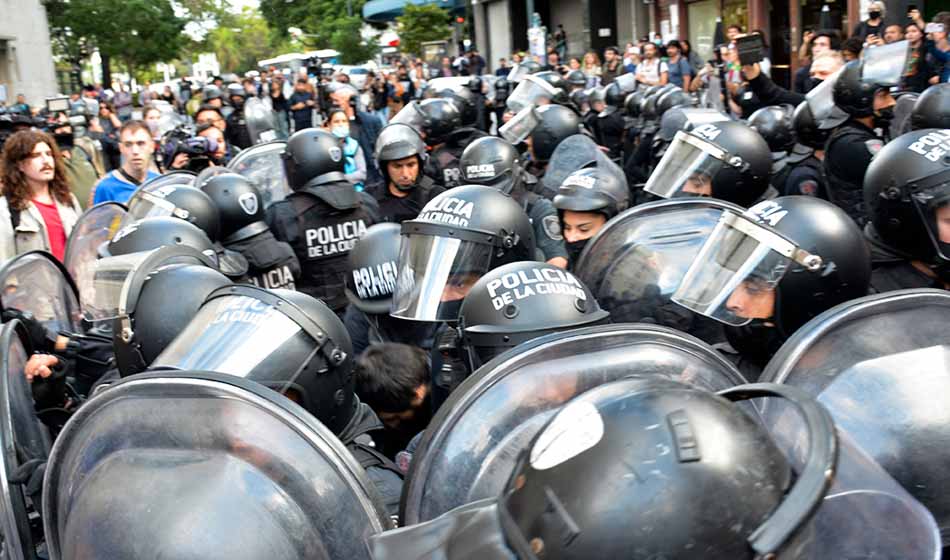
[
  {"left": 865, "top": 139, "right": 884, "bottom": 156},
  {"left": 798, "top": 180, "right": 819, "bottom": 197},
  {"left": 542, "top": 215, "right": 564, "bottom": 241}
]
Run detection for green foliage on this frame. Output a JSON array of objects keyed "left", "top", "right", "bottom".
[
  {"left": 259, "top": 0, "right": 367, "bottom": 48},
  {"left": 330, "top": 16, "right": 378, "bottom": 65},
  {"left": 396, "top": 4, "right": 452, "bottom": 58},
  {"left": 206, "top": 8, "right": 276, "bottom": 72}
]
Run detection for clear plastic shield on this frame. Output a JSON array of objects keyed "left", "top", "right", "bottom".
[
  {"left": 644, "top": 131, "right": 731, "bottom": 198},
  {"left": 401, "top": 323, "right": 748, "bottom": 525},
  {"left": 389, "top": 101, "right": 426, "bottom": 133},
  {"left": 574, "top": 198, "right": 743, "bottom": 341},
  {"left": 805, "top": 67, "right": 848, "bottom": 129},
  {"left": 506, "top": 63, "right": 531, "bottom": 83},
  {"left": 540, "top": 134, "right": 621, "bottom": 195},
  {"left": 134, "top": 170, "right": 198, "bottom": 196},
  {"left": 506, "top": 75, "right": 559, "bottom": 113},
  {"left": 63, "top": 202, "right": 127, "bottom": 299},
  {"left": 862, "top": 40, "right": 910, "bottom": 87},
  {"left": 153, "top": 101, "right": 183, "bottom": 138},
  {"left": 0, "top": 322, "right": 50, "bottom": 559},
  {"left": 194, "top": 165, "right": 235, "bottom": 190},
  {"left": 227, "top": 141, "right": 291, "bottom": 208},
  {"left": 245, "top": 96, "right": 279, "bottom": 144},
  {"left": 0, "top": 252, "right": 80, "bottom": 333},
  {"left": 498, "top": 106, "right": 540, "bottom": 144},
  {"left": 43, "top": 372, "right": 390, "bottom": 560},
  {"left": 907, "top": 168, "right": 950, "bottom": 261},
  {"left": 761, "top": 288, "right": 950, "bottom": 541}
]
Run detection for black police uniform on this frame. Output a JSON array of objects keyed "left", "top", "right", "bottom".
[
  {"left": 225, "top": 229, "right": 301, "bottom": 290},
  {"left": 423, "top": 128, "right": 488, "bottom": 189},
  {"left": 595, "top": 112, "right": 626, "bottom": 159},
  {"left": 822, "top": 119, "right": 883, "bottom": 225},
  {"left": 267, "top": 183, "right": 379, "bottom": 314},
  {"left": 515, "top": 184, "right": 567, "bottom": 263},
  {"left": 865, "top": 225, "right": 945, "bottom": 293},
  {"left": 338, "top": 399, "right": 405, "bottom": 517},
  {"left": 343, "top": 305, "right": 438, "bottom": 356},
  {"left": 783, "top": 151, "right": 827, "bottom": 199},
  {"left": 225, "top": 107, "right": 253, "bottom": 150},
  {"left": 366, "top": 175, "right": 445, "bottom": 224}
]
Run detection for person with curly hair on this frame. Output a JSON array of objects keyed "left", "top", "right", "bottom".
[{"left": 0, "top": 130, "right": 83, "bottom": 261}]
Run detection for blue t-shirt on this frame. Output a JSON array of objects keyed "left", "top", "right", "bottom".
[{"left": 92, "top": 170, "right": 160, "bottom": 204}]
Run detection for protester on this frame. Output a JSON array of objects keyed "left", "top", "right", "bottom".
[{"left": 91, "top": 120, "right": 159, "bottom": 204}]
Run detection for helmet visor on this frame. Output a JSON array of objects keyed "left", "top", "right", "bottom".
[
  {"left": 152, "top": 294, "right": 307, "bottom": 386},
  {"left": 672, "top": 211, "right": 821, "bottom": 326},
  {"left": 506, "top": 76, "right": 559, "bottom": 113},
  {"left": 908, "top": 168, "right": 950, "bottom": 262},
  {"left": 499, "top": 106, "right": 540, "bottom": 145},
  {"left": 123, "top": 190, "right": 187, "bottom": 227},
  {"left": 390, "top": 101, "right": 427, "bottom": 133},
  {"left": 506, "top": 63, "right": 531, "bottom": 83},
  {"left": 391, "top": 234, "right": 494, "bottom": 322},
  {"left": 643, "top": 131, "right": 731, "bottom": 199},
  {"left": 227, "top": 142, "right": 290, "bottom": 208},
  {"left": 805, "top": 68, "right": 849, "bottom": 129},
  {"left": 862, "top": 40, "right": 909, "bottom": 87}
]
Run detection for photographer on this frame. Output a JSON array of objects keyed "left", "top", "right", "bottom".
[{"left": 164, "top": 123, "right": 227, "bottom": 173}]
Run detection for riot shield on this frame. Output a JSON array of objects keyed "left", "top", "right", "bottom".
[
  {"left": 228, "top": 141, "right": 291, "bottom": 208},
  {"left": 890, "top": 91, "right": 919, "bottom": 139},
  {"left": 760, "top": 288, "right": 950, "bottom": 541},
  {"left": 0, "top": 321, "right": 48, "bottom": 559},
  {"left": 244, "top": 96, "right": 279, "bottom": 145},
  {"left": 43, "top": 371, "right": 390, "bottom": 560},
  {"left": 401, "top": 323, "right": 748, "bottom": 525},
  {"left": 132, "top": 170, "right": 197, "bottom": 197},
  {"left": 194, "top": 165, "right": 235, "bottom": 189},
  {"left": 574, "top": 198, "right": 743, "bottom": 343},
  {"left": 0, "top": 251, "right": 80, "bottom": 334},
  {"left": 63, "top": 202, "right": 127, "bottom": 294},
  {"left": 539, "top": 133, "right": 626, "bottom": 197}
]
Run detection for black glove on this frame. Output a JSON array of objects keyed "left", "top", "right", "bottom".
[
  {"left": 31, "top": 356, "right": 68, "bottom": 411},
  {"left": 10, "top": 458, "right": 46, "bottom": 519},
  {"left": 1, "top": 309, "right": 58, "bottom": 353},
  {"left": 435, "top": 326, "right": 469, "bottom": 396}
]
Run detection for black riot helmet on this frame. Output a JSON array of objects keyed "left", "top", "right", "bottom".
[
  {"left": 459, "top": 136, "right": 524, "bottom": 194},
  {"left": 203, "top": 85, "right": 224, "bottom": 102},
  {"left": 554, "top": 166, "right": 630, "bottom": 220},
  {"left": 642, "top": 84, "right": 677, "bottom": 122},
  {"left": 654, "top": 87, "right": 694, "bottom": 119},
  {"left": 391, "top": 185, "right": 536, "bottom": 322},
  {"left": 374, "top": 123, "right": 428, "bottom": 191},
  {"left": 226, "top": 83, "right": 246, "bottom": 107},
  {"left": 587, "top": 87, "right": 606, "bottom": 110},
  {"left": 528, "top": 105, "right": 582, "bottom": 163},
  {"left": 864, "top": 128, "right": 950, "bottom": 269},
  {"left": 282, "top": 127, "right": 347, "bottom": 190},
  {"left": 101, "top": 216, "right": 217, "bottom": 260},
  {"left": 532, "top": 71, "right": 571, "bottom": 105},
  {"left": 152, "top": 285, "right": 357, "bottom": 434},
  {"left": 437, "top": 87, "right": 477, "bottom": 127},
  {"left": 624, "top": 91, "right": 644, "bottom": 118},
  {"left": 344, "top": 223, "right": 401, "bottom": 315},
  {"left": 674, "top": 196, "right": 871, "bottom": 337},
  {"left": 645, "top": 120, "right": 773, "bottom": 207},
  {"left": 200, "top": 173, "right": 268, "bottom": 244},
  {"left": 498, "top": 377, "right": 838, "bottom": 560},
  {"left": 494, "top": 77, "right": 510, "bottom": 103},
  {"left": 748, "top": 104, "right": 797, "bottom": 154},
  {"left": 599, "top": 82, "right": 625, "bottom": 117},
  {"left": 565, "top": 69, "right": 587, "bottom": 88},
  {"left": 791, "top": 101, "right": 830, "bottom": 151},
  {"left": 506, "top": 59, "right": 541, "bottom": 83},
  {"left": 414, "top": 98, "right": 462, "bottom": 145},
  {"left": 910, "top": 83, "right": 950, "bottom": 131},
  {"left": 832, "top": 59, "right": 894, "bottom": 118},
  {"left": 570, "top": 89, "right": 590, "bottom": 115},
  {"left": 458, "top": 261, "right": 609, "bottom": 369},
  {"left": 124, "top": 183, "right": 221, "bottom": 242}
]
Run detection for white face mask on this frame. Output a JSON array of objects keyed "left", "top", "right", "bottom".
[{"left": 332, "top": 125, "right": 350, "bottom": 139}]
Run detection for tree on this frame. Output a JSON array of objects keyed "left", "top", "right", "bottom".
[
  {"left": 330, "top": 16, "right": 378, "bottom": 65},
  {"left": 259, "top": 0, "right": 370, "bottom": 50},
  {"left": 205, "top": 8, "right": 276, "bottom": 72},
  {"left": 396, "top": 4, "right": 452, "bottom": 58}
]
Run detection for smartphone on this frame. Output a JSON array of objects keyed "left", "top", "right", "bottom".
[
  {"left": 926, "top": 23, "right": 945, "bottom": 34},
  {"left": 735, "top": 34, "right": 764, "bottom": 66}
]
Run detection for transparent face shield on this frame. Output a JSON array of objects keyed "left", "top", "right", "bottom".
[
  {"left": 644, "top": 131, "right": 736, "bottom": 199},
  {"left": 908, "top": 169, "right": 950, "bottom": 262},
  {"left": 390, "top": 101, "right": 427, "bottom": 134},
  {"left": 613, "top": 72, "right": 638, "bottom": 94},
  {"left": 506, "top": 76, "right": 559, "bottom": 113},
  {"left": 805, "top": 67, "right": 848, "bottom": 129},
  {"left": 122, "top": 190, "right": 190, "bottom": 228},
  {"left": 506, "top": 63, "right": 531, "bottom": 84},
  {"left": 64, "top": 203, "right": 127, "bottom": 297},
  {"left": 862, "top": 40, "right": 910, "bottom": 87},
  {"left": 390, "top": 234, "right": 494, "bottom": 322},
  {"left": 499, "top": 106, "right": 540, "bottom": 145},
  {"left": 227, "top": 142, "right": 290, "bottom": 208},
  {"left": 672, "top": 211, "right": 823, "bottom": 326},
  {"left": 0, "top": 254, "right": 80, "bottom": 333}
]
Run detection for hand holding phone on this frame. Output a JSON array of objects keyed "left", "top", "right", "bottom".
[{"left": 925, "top": 23, "right": 945, "bottom": 34}]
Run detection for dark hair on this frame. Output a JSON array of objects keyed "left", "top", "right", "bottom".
[
  {"left": 195, "top": 105, "right": 224, "bottom": 120},
  {"left": 681, "top": 39, "right": 693, "bottom": 53},
  {"left": 354, "top": 343, "right": 430, "bottom": 414},
  {"left": 118, "top": 119, "right": 151, "bottom": 139},
  {"left": 842, "top": 36, "right": 864, "bottom": 56},
  {"left": 728, "top": 24, "right": 744, "bottom": 33},
  {"left": 605, "top": 46, "right": 620, "bottom": 56},
  {"left": 666, "top": 39, "right": 682, "bottom": 51},
  {"left": 0, "top": 130, "right": 73, "bottom": 211},
  {"left": 812, "top": 30, "right": 842, "bottom": 51}
]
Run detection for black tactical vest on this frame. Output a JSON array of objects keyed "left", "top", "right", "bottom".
[
  {"left": 822, "top": 123, "right": 878, "bottom": 226},
  {"left": 225, "top": 229, "right": 301, "bottom": 291}
]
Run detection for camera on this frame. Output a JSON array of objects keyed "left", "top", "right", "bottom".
[{"left": 161, "top": 124, "right": 220, "bottom": 173}]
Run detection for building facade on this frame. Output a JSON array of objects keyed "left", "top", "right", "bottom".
[{"left": 0, "top": 0, "right": 58, "bottom": 107}]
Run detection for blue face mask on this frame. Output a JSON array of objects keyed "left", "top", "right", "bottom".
[{"left": 332, "top": 125, "right": 350, "bottom": 139}]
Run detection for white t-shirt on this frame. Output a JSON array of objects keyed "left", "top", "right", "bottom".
[{"left": 636, "top": 58, "right": 669, "bottom": 84}]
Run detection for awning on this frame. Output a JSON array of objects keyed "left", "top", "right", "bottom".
[{"left": 362, "top": 0, "right": 465, "bottom": 23}]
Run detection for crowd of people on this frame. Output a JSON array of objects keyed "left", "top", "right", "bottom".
[{"left": 0, "top": 9, "right": 949, "bottom": 558}]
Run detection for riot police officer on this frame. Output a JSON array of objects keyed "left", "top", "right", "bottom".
[
  {"left": 343, "top": 222, "right": 437, "bottom": 355},
  {"left": 525, "top": 104, "right": 583, "bottom": 178},
  {"left": 266, "top": 128, "right": 379, "bottom": 317},
  {"left": 863, "top": 128, "right": 950, "bottom": 292},
  {"left": 909, "top": 83, "right": 950, "bottom": 131},
  {"left": 393, "top": 98, "right": 465, "bottom": 189},
  {"left": 201, "top": 173, "right": 300, "bottom": 290},
  {"left": 673, "top": 196, "right": 871, "bottom": 377},
  {"left": 748, "top": 104, "right": 797, "bottom": 194},
  {"left": 644, "top": 120, "right": 774, "bottom": 207},
  {"left": 784, "top": 101, "right": 829, "bottom": 198},
  {"left": 823, "top": 59, "right": 898, "bottom": 225},
  {"left": 553, "top": 165, "right": 630, "bottom": 268},
  {"left": 224, "top": 83, "right": 252, "bottom": 150},
  {"left": 367, "top": 124, "right": 444, "bottom": 224},
  {"left": 457, "top": 261, "right": 609, "bottom": 370},
  {"left": 459, "top": 136, "right": 568, "bottom": 267},
  {"left": 593, "top": 82, "right": 626, "bottom": 158}
]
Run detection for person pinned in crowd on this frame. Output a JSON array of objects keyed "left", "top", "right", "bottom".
[{"left": 91, "top": 120, "right": 159, "bottom": 204}]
